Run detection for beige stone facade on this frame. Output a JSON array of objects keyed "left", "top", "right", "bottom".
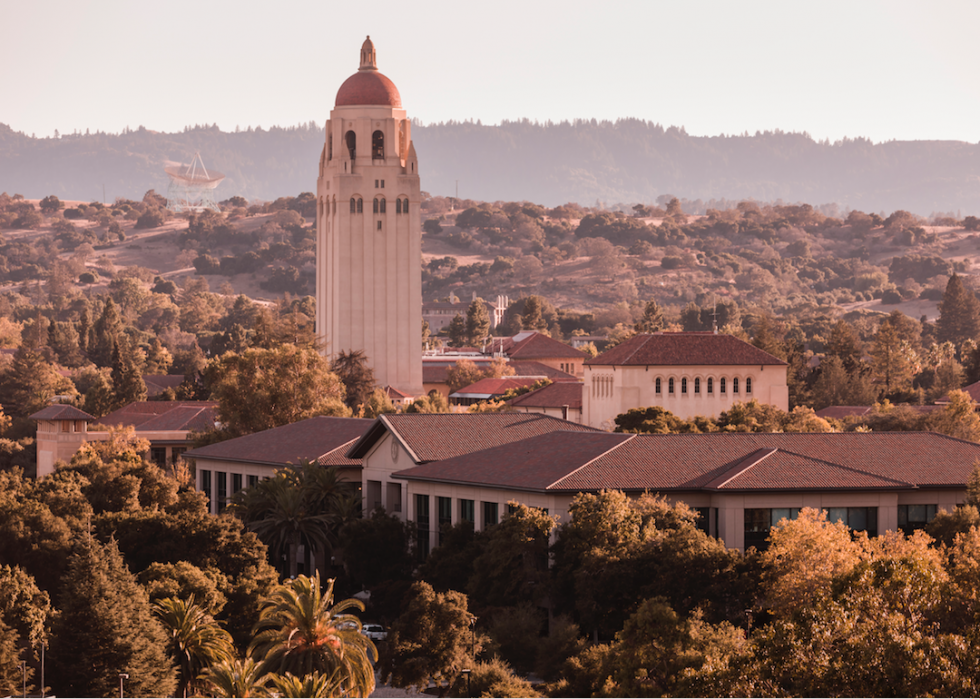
[{"left": 316, "top": 37, "right": 423, "bottom": 396}]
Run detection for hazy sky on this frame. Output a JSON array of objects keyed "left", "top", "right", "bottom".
[{"left": 3, "top": 0, "right": 979, "bottom": 143}]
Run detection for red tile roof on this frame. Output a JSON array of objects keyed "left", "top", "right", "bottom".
[
  {"left": 184, "top": 416, "right": 372, "bottom": 468},
  {"left": 385, "top": 386, "right": 411, "bottom": 400},
  {"left": 502, "top": 332, "right": 588, "bottom": 360},
  {"left": 940, "top": 381, "right": 980, "bottom": 403},
  {"left": 143, "top": 375, "right": 185, "bottom": 398},
  {"left": 588, "top": 332, "right": 787, "bottom": 367},
  {"left": 814, "top": 406, "right": 873, "bottom": 419},
  {"left": 94, "top": 402, "right": 218, "bottom": 431},
  {"left": 394, "top": 430, "right": 980, "bottom": 494},
  {"left": 348, "top": 413, "right": 598, "bottom": 463},
  {"left": 508, "top": 361, "right": 578, "bottom": 381},
  {"left": 451, "top": 377, "right": 540, "bottom": 398},
  {"left": 30, "top": 405, "right": 94, "bottom": 421},
  {"left": 507, "top": 382, "right": 584, "bottom": 409}
]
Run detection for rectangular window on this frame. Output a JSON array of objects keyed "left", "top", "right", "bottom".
[
  {"left": 377, "top": 220, "right": 382, "bottom": 230},
  {"left": 695, "top": 507, "right": 717, "bottom": 537},
  {"left": 150, "top": 446, "right": 167, "bottom": 468},
  {"left": 60, "top": 421, "right": 70, "bottom": 432},
  {"left": 374, "top": 179, "right": 379, "bottom": 188},
  {"left": 200, "top": 469, "right": 212, "bottom": 511},
  {"left": 827, "top": 507, "right": 878, "bottom": 537},
  {"left": 483, "top": 501, "right": 498, "bottom": 528},
  {"left": 75, "top": 420, "right": 86, "bottom": 432},
  {"left": 460, "top": 499, "right": 475, "bottom": 523},
  {"left": 216, "top": 472, "right": 227, "bottom": 513},
  {"left": 232, "top": 473, "right": 242, "bottom": 494},
  {"left": 744, "top": 507, "right": 800, "bottom": 551},
  {"left": 746, "top": 378, "right": 752, "bottom": 394},
  {"left": 898, "top": 504, "right": 938, "bottom": 534},
  {"left": 437, "top": 496, "right": 452, "bottom": 544},
  {"left": 247, "top": 475, "right": 259, "bottom": 488},
  {"left": 367, "top": 480, "right": 383, "bottom": 511},
  {"left": 415, "top": 494, "right": 430, "bottom": 558},
  {"left": 720, "top": 378, "right": 727, "bottom": 394}
]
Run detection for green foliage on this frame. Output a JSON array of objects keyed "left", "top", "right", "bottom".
[
  {"left": 204, "top": 345, "right": 349, "bottom": 439},
  {"left": 383, "top": 581, "right": 480, "bottom": 693},
  {"left": 332, "top": 349, "right": 376, "bottom": 411},
  {"left": 154, "top": 595, "right": 236, "bottom": 697},
  {"left": 50, "top": 538, "right": 177, "bottom": 698},
  {"left": 937, "top": 274, "right": 980, "bottom": 345},
  {"left": 484, "top": 603, "right": 544, "bottom": 675},
  {"left": 405, "top": 389, "right": 450, "bottom": 413},
  {"left": 447, "top": 312, "right": 467, "bottom": 347},
  {"left": 140, "top": 561, "right": 228, "bottom": 615},
  {"left": 339, "top": 509, "right": 415, "bottom": 590},
  {"left": 466, "top": 298, "right": 492, "bottom": 344},
  {"left": 248, "top": 572, "right": 375, "bottom": 696},
  {"left": 452, "top": 657, "right": 542, "bottom": 698}
]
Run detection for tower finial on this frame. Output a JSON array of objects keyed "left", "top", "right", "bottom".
[{"left": 359, "top": 36, "right": 377, "bottom": 71}]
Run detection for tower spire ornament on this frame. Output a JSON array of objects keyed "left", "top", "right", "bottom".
[{"left": 316, "top": 38, "right": 422, "bottom": 397}]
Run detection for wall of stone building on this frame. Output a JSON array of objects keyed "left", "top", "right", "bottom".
[
  {"left": 583, "top": 363, "right": 789, "bottom": 428},
  {"left": 317, "top": 104, "right": 422, "bottom": 396}
]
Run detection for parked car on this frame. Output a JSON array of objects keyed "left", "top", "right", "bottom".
[{"left": 361, "top": 623, "right": 387, "bottom": 641}]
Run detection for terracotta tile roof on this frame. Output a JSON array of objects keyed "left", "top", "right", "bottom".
[
  {"left": 815, "top": 406, "right": 873, "bottom": 419},
  {"left": 385, "top": 386, "right": 411, "bottom": 399},
  {"left": 143, "top": 375, "right": 185, "bottom": 397},
  {"left": 393, "top": 432, "right": 631, "bottom": 490},
  {"left": 451, "top": 377, "right": 540, "bottom": 398},
  {"left": 555, "top": 432, "right": 980, "bottom": 492},
  {"left": 93, "top": 401, "right": 218, "bottom": 430},
  {"left": 133, "top": 405, "right": 218, "bottom": 432},
  {"left": 347, "top": 413, "right": 599, "bottom": 463},
  {"left": 502, "top": 332, "right": 589, "bottom": 360},
  {"left": 939, "top": 380, "right": 980, "bottom": 403},
  {"left": 508, "top": 361, "right": 578, "bottom": 381},
  {"left": 184, "top": 416, "right": 372, "bottom": 468},
  {"left": 588, "top": 332, "right": 787, "bottom": 367},
  {"left": 30, "top": 405, "right": 94, "bottom": 421},
  {"left": 507, "top": 382, "right": 584, "bottom": 409}
]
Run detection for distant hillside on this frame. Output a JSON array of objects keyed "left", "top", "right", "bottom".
[{"left": 2, "top": 120, "right": 979, "bottom": 215}]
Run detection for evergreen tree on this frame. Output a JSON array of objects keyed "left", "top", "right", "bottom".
[
  {"left": 825, "top": 320, "right": 864, "bottom": 373},
  {"left": 50, "top": 538, "right": 177, "bottom": 697},
  {"left": 871, "top": 321, "right": 918, "bottom": 395},
  {"left": 332, "top": 349, "right": 376, "bottom": 409},
  {"left": 465, "top": 299, "right": 491, "bottom": 346},
  {"left": 447, "top": 313, "right": 467, "bottom": 348},
  {"left": 90, "top": 298, "right": 121, "bottom": 367},
  {"left": 143, "top": 337, "right": 173, "bottom": 374},
  {"left": 83, "top": 369, "right": 115, "bottom": 418},
  {"left": 521, "top": 296, "right": 549, "bottom": 333},
  {"left": 1, "top": 346, "right": 74, "bottom": 417},
  {"left": 77, "top": 308, "right": 91, "bottom": 353},
  {"left": 937, "top": 274, "right": 980, "bottom": 345},
  {"left": 110, "top": 339, "right": 147, "bottom": 409},
  {"left": 635, "top": 300, "right": 666, "bottom": 333},
  {"left": 0, "top": 615, "right": 29, "bottom": 697}
]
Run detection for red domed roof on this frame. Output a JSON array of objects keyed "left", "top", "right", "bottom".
[
  {"left": 334, "top": 36, "right": 402, "bottom": 108},
  {"left": 335, "top": 71, "right": 402, "bottom": 108}
]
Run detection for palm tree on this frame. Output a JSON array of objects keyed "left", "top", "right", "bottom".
[
  {"left": 268, "top": 670, "right": 342, "bottom": 698},
  {"left": 154, "top": 596, "right": 237, "bottom": 697},
  {"left": 248, "top": 572, "right": 376, "bottom": 697},
  {"left": 204, "top": 657, "right": 271, "bottom": 698}
]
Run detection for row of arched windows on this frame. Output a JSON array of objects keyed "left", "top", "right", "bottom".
[
  {"left": 341, "top": 130, "right": 387, "bottom": 160},
  {"left": 346, "top": 197, "right": 410, "bottom": 214},
  {"left": 654, "top": 376, "right": 753, "bottom": 396},
  {"left": 592, "top": 374, "right": 614, "bottom": 398}
]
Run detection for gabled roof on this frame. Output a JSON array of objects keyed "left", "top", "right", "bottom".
[
  {"left": 451, "top": 377, "right": 540, "bottom": 399},
  {"left": 143, "top": 375, "right": 185, "bottom": 397},
  {"left": 393, "top": 432, "right": 631, "bottom": 490},
  {"left": 939, "top": 380, "right": 980, "bottom": 404},
  {"left": 184, "top": 416, "right": 372, "bottom": 468},
  {"left": 347, "top": 412, "right": 598, "bottom": 463},
  {"left": 385, "top": 386, "right": 411, "bottom": 400},
  {"left": 501, "top": 332, "right": 588, "bottom": 361},
  {"left": 30, "top": 405, "right": 94, "bottom": 421},
  {"left": 93, "top": 401, "right": 218, "bottom": 431},
  {"left": 391, "top": 430, "right": 980, "bottom": 495},
  {"left": 508, "top": 361, "right": 579, "bottom": 381},
  {"left": 507, "top": 381, "right": 584, "bottom": 409},
  {"left": 588, "top": 332, "right": 787, "bottom": 367}
]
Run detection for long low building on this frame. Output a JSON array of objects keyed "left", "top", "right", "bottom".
[{"left": 345, "top": 413, "right": 980, "bottom": 552}]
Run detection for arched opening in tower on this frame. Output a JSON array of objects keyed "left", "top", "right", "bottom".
[
  {"left": 346, "top": 131, "right": 356, "bottom": 160},
  {"left": 372, "top": 130, "right": 385, "bottom": 160}
]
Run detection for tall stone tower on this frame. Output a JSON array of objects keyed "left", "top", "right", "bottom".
[{"left": 316, "top": 37, "right": 423, "bottom": 397}]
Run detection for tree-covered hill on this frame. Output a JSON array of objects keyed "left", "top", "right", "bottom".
[{"left": 2, "top": 119, "right": 979, "bottom": 215}]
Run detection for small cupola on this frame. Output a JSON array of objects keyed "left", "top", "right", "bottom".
[{"left": 360, "top": 36, "right": 377, "bottom": 71}]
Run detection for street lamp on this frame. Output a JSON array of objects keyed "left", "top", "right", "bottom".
[{"left": 119, "top": 673, "right": 129, "bottom": 698}]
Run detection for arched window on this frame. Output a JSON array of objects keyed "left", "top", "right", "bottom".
[
  {"left": 379, "top": 198, "right": 386, "bottom": 214},
  {"left": 357, "top": 198, "right": 363, "bottom": 214},
  {"left": 396, "top": 199, "right": 402, "bottom": 214},
  {"left": 372, "top": 130, "right": 385, "bottom": 159},
  {"left": 655, "top": 377, "right": 661, "bottom": 394},
  {"left": 746, "top": 377, "right": 753, "bottom": 394},
  {"left": 373, "top": 198, "right": 379, "bottom": 214},
  {"left": 707, "top": 378, "right": 713, "bottom": 394},
  {"left": 350, "top": 197, "right": 356, "bottom": 214},
  {"left": 668, "top": 378, "right": 675, "bottom": 394},
  {"left": 681, "top": 378, "right": 688, "bottom": 394},
  {"left": 694, "top": 378, "right": 701, "bottom": 394},
  {"left": 328, "top": 133, "right": 333, "bottom": 160},
  {"left": 403, "top": 199, "right": 409, "bottom": 214},
  {"left": 720, "top": 378, "right": 726, "bottom": 394},
  {"left": 345, "top": 130, "right": 356, "bottom": 159},
  {"left": 733, "top": 378, "right": 739, "bottom": 394}
]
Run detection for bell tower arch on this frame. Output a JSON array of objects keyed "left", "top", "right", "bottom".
[{"left": 316, "top": 37, "right": 423, "bottom": 397}]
